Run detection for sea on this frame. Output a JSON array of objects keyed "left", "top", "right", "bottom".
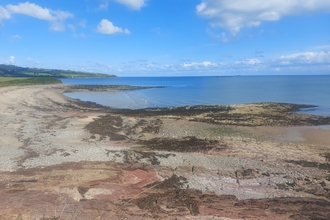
[{"left": 61, "top": 75, "right": 330, "bottom": 116}]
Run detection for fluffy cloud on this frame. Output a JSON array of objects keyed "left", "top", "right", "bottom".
[
  {"left": 115, "top": 0, "right": 146, "bottom": 10},
  {"left": 1, "top": 2, "right": 73, "bottom": 31},
  {"left": 7, "top": 2, "right": 72, "bottom": 21},
  {"left": 97, "top": 19, "right": 130, "bottom": 34},
  {"left": 8, "top": 56, "right": 15, "bottom": 64},
  {"left": 196, "top": 0, "right": 330, "bottom": 35},
  {"left": 274, "top": 51, "right": 330, "bottom": 66},
  {"left": 0, "top": 6, "right": 11, "bottom": 22}
]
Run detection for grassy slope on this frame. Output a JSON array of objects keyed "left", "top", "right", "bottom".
[
  {"left": 0, "top": 77, "right": 62, "bottom": 87},
  {"left": 0, "top": 64, "right": 116, "bottom": 78}
]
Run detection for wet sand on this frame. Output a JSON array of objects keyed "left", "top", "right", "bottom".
[
  {"left": 0, "top": 84, "right": 330, "bottom": 219},
  {"left": 244, "top": 125, "right": 330, "bottom": 147}
]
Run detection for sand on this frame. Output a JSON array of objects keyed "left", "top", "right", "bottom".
[{"left": 0, "top": 84, "right": 329, "bottom": 219}]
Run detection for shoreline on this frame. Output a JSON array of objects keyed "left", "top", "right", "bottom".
[
  {"left": 62, "top": 83, "right": 330, "bottom": 117},
  {"left": 0, "top": 84, "right": 329, "bottom": 219},
  {"left": 62, "top": 84, "right": 330, "bottom": 147},
  {"left": 64, "top": 84, "right": 330, "bottom": 118}
]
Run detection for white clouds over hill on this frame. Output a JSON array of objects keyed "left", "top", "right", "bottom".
[
  {"left": 196, "top": 0, "right": 330, "bottom": 34},
  {"left": 103, "top": 49, "right": 330, "bottom": 75},
  {"left": 8, "top": 56, "right": 15, "bottom": 64}
]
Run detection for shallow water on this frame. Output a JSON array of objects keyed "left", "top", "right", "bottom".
[{"left": 62, "top": 75, "right": 330, "bottom": 116}]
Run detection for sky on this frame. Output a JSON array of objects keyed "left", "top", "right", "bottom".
[{"left": 0, "top": 0, "right": 330, "bottom": 76}]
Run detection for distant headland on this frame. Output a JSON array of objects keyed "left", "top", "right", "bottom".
[{"left": 0, "top": 64, "right": 116, "bottom": 78}]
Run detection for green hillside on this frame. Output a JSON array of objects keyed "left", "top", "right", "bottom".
[{"left": 0, "top": 64, "right": 116, "bottom": 78}]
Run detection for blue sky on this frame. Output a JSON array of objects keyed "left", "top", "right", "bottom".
[{"left": 0, "top": 0, "right": 329, "bottom": 76}]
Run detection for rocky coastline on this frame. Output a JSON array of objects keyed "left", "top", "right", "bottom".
[{"left": 0, "top": 84, "right": 329, "bottom": 219}]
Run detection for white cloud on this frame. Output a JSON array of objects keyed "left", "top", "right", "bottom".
[
  {"left": 96, "top": 0, "right": 147, "bottom": 11},
  {"left": 115, "top": 0, "right": 146, "bottom": 10},
  {"left": 97, "top": 0, "right": 110, "bottom": 10},
  {"left": 97, "top": 19, "right": 130, "bottom": 34},
  {"left": 3, "top": 2, "right": 73, "bottom": 31},
  {"left": 26, "top": 57, "right": 42, "bottom": 66},
  {"left": 206, "top": 29, "right": 232, "bottom": 43},
  {"left": 235, "top": 59, "right": 261, "bottom": 65},
  {"left": 183, "top": 61, "right": 218, "bottom": 68},
  {"left": 49, "top": 22, "right": 66, "bottom": 32},
  {"left": 0, "top": 6, "right": 11, "bottom": 22},
  {"left": 275, "top": 51, "right": 330, "bottom": 66},
  {"left": 76, "top": 49, "right": 330, "bottom": 75},
  {"left": 196, "top": 0, "right": 330, "bottom": 35},
  {"left": 260, "top": 50, "right": 330, "bottom": 73},
  {"left": 6, "top": 2, "right": 72, "bottom": 21},
  {"left": 8, "top": 56, "right": 15, "bottom": 64}
]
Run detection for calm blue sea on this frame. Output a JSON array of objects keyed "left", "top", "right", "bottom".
[{"left": 61, "top": 75, "right": 330, "bottom": 116}]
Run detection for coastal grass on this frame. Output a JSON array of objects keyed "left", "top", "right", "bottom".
[{"left": 0, "top": 77, "right": 62, "bottom": 87}]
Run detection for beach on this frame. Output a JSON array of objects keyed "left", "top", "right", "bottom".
[{"left": 0, "top": 84, "right": 330, "bottom": 219}]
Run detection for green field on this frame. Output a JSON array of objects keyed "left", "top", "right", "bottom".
[{"left": 0, "top": 77, "right": 62, "bottom": 87}]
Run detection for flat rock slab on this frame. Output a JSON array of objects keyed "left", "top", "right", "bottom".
[{"left": 1, "top": 161, "right": 329, "bottom": 220}]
